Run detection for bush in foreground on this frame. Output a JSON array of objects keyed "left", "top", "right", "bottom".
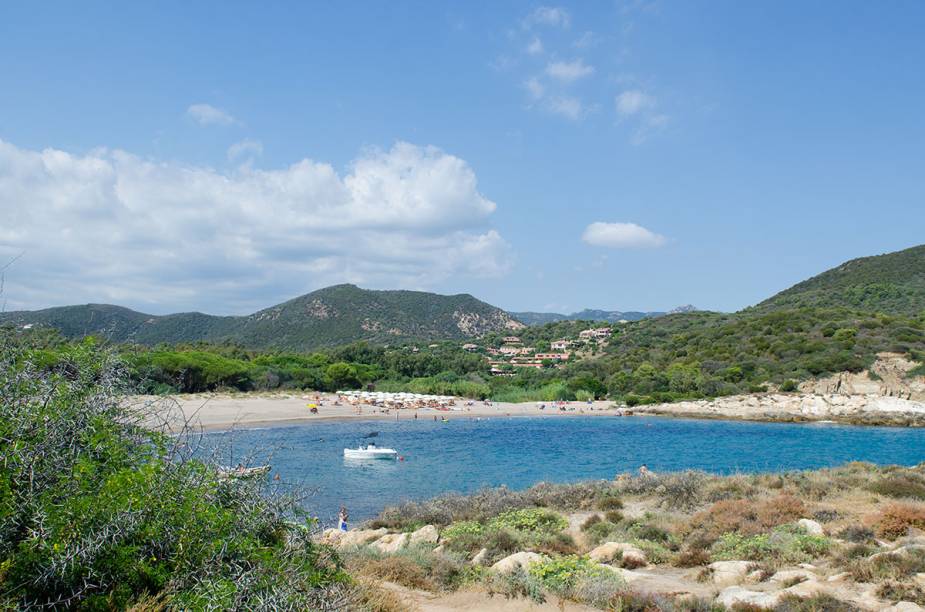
[{"left": 0, "top": 339, "right": 346, "bottom": 609}]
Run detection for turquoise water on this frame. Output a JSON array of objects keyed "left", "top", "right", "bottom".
[{"left": 204, "top": 416, "right": 925, "bottom": 525}]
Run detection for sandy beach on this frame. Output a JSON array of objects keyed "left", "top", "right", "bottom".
[{"left": 137, "top": 392, "right": 620, "bottom": 431}]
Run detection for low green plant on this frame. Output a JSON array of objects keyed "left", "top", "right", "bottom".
[
  {"left": 528, "top": 555, "right": 623, "bottom": 603},
  {"left": 489, "top": 508, "right": 567, "bottom": 534},
  {"left": 711, "top": 526, "right": 830, "bottom": 564}
]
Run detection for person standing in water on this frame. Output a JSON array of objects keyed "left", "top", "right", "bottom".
[{"left": 338, "top": 506, "right": 349, "bottom": 531}]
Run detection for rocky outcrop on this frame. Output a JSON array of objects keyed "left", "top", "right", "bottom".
[
  {"left": 634, "top": 392, "right": 925, "bottom": 426},
  {"left": 491, "top": 551, "right": 546, "bottom": 573},
  {"left": 799, "top": 353, "right": 925, "bottom": 401},
  {"left": 371, "top": 532, "right": 409, "bottom": 553},
  {"left": 409, "top": 524, "right": 439, "bottom": 546},
  {"left": 588, "top": 542, "right": 647, "bottom": 566},
  {"left": 708, "top": 561, "right": 755, "bottom": 586},
  {"left": 797, "top": 518, "right": 825, "bottom": 536}
]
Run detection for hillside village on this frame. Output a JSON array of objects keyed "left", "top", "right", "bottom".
[{"left": 461, "top": 326, "right": 615, "bottom": 376}]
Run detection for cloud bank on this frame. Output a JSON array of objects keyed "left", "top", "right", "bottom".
[
  {"left": 581, "top": 222, "right": 666, "bottom": 248},
  {"left": 0, "top": 140, "right": 511, "bottom": 313}
]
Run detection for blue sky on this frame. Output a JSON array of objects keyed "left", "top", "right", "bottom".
[{"left": 1, "top": 1, "right": 924, "bottom": 315}]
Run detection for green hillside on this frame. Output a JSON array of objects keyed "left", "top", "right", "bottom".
[
  {"left": 0, "top": 284, "right": 523, "bottom": 350},
  {"left": 756, "top": 244, "right": 925, "bottom": 316}
]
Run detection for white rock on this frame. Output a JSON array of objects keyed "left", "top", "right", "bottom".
[
  {"left": 715, "top": 586, "right": 781, "bottom": 609},
  {"left": 471, "top": 548, "right": 488, "bottom": 565},
  {"left": 784, "top": 579, "right": 828, "bottom": 599},
  {"left": 886, "top": 603, "right": 925, "bottom": 612},
  {"left": 337, "top": 527, "right": 388, "bottom": 549},
  {"left": 709, "top": 560, "right": 755, "bottom": 585},
  {"left": 409, "top": 524, "right": 439, "bottom": 546},
  {"left": 588, "top": 542, "right": 647, "bottom": 566},
  {"left": 598, "top": 565, "right": 646, "bottom": 583},
  {"left": 770, "top": 569, "right": 816, "bottom": 584},
  {"left": 319, "top": 528, "right": 345, "bottom": 545},
  {"left": 827, "top": 572, "right": 851, "bottom": 582},
  {"left": 372, "top": 532, "right": 409, "bottom": 553},
  {"left": 797, "top": 518, "right": 825, "bottom": 536},
  {"left": 491, "top": 551, "right": 546, "bottom": 573}
]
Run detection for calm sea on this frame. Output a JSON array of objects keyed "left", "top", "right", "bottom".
[{"left": 202, "top": 416, "right": 925, "bottom": 525}]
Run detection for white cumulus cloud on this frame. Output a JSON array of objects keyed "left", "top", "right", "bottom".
[
  {"left": 615, "top": 90, "right": 653, "bottom": 116},
  {"left": 546, "top": 59, "right": 594, "bottom": 82},
  {"left": 581, "top": 222, "right": 666, "bottom": 248},
  {"left": 0, "top": 140, "right": 512, "bottom": 313},
  {"left": 526, "top": 37, "right": 544, "bottom": 55},
  {"left": 186, "top": 103, "right": 238, "bottom": 126}
]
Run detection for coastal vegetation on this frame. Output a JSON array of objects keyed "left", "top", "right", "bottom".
[
  {"left": 4, "top": 302, "right": 923, "bottom": 406},
  {"left": 3, "top": 245, "right": 925, "bottom": 406},
  {"left": 332, "top": 461, "right": 925, "bottom": 610},
  {"left": 0, "top": 338, "right": 354, "bottom": 609}
]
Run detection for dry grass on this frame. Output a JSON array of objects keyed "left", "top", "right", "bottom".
[
  {"left": 873, "top": 502, "right": 925, "bottom": 539},
  {"left": 684, "top": 494, "right": 805, "bottom": 544}
]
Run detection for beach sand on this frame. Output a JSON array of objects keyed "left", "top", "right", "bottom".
[{"left": 135, "top": 392, "right": 619, "bottom": 432}]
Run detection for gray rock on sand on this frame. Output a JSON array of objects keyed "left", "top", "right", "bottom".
[
  {"left": 769, "top": 569, "right": 816, "bottom": 584},
  {"left": 797, "top": 518, "right": 825, "bottom": 536},
  {"left": 886, "top": 603, "right": 925, "bottom": 612},
  {"left": 597, "top": 564, "right": 647, "bottom": 583},
  {"left": 409, "top": 524, "right": 439, "bottom": 546},
  {"left": 491, "top": 552, "right": 546, "bottom": 573},
  {"left": 715, "top": 586, "right": 781, "bottom": 609},
  {"left": 708, "top": 560, "right": 754, "bottom": 586},
  {"left": 588, "top": 542, "right": 647, "bottom": 566},
  {"left": 372, "top": 532, "right": 409, "bottom": 553}
]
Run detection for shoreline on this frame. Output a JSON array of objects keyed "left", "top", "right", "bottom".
[
  {"left": 137, "top": 392, "right": 621, "bottom": 432},
  {"left": 137, "top": 390, "right": 925, "bottom": 432}
]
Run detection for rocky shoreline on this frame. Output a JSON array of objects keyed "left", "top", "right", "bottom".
[{"left": 631, "top": 393, "right": 925, "bottom": 427}]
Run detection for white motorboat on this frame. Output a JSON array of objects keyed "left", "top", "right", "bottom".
[{"left": 343, "top": 442, "right": 398, "bottom": 459}]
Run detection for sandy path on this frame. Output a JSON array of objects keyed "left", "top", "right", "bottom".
[{"left": 134, "top": 392, "right": 620, "bottom": 432}]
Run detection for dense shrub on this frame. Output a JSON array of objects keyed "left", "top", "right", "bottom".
[
  {"left": 685, "top": 495, "right": 805, "bottom": 545},
  {"left": 868, "top": 475, "right": 925, "bottom": 500},
  {"left": 0, "top": 340, "right": 346, "bottom": 609},
  {"left": 875, "top": 503, "right": 925, "bottom": 539}
]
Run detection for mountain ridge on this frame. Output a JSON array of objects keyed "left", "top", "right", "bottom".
[
  {"left": 0, "top": 284, "right": 523, "bottom": 350},
  {"left": 511, "top": 305, "right": 697, "bottom": 326}
]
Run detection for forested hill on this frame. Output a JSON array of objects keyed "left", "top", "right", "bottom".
[
  {"left": 0, "top": 284, "right": 524, "bottom": 350},
  {"left": 755, "top": 244, "right": 925, "bottom": 316}
]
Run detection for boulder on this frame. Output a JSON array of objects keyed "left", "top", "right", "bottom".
[
  {"left": 598, "top": 565, "right": 646, "bottom": 583},
  {"left": 708, "top": 560, "right": 755, "bottom": 586},
  {"left": 770, "top": 569, "right": 816, "bottom": 585},
  {"left": 715, "top": 586, "right": 781, "bottom": 609},
  {"left": 471, "top": 548, "right": 489, "bottom": 565},
  {"left": 491, "top": 551, "right": 546, "bottom": 574},
  {"left": 372, "top": 532, "right": 409, "bottom": 554},
  {"left": 797, "top": 518, "right": 825, "bottom": 536},
  {"left": 337, "top": 527, "right": 388, "bottom": 549},
  {"left": 783, "top": 579, "right": 828, "bottom": 599},
  {"left": 409, "top": 524, "right": 439, "bottom": 546},
  {"left": 319, "top": 528, "right": 345, "bottom": 545},
  {"left": 588, "top": 542, "right": 647, "bottom": 566},
  {"left": 886, "top": 604, "right": 925, "bottom": 612}
]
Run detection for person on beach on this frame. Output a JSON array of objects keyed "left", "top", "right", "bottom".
[{"left": 338, "top": 506, "right": 349, "bottom": 531}]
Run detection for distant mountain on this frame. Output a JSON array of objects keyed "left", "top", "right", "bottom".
[
  {"left": 511, "top": 306, "right": 698, "bottom": 326},
  {"left": 0, "top": 284, "right": 524, "bottom": 350},
  {"left": 755, "top": 244, "right": 925, "bottom": 316}
]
